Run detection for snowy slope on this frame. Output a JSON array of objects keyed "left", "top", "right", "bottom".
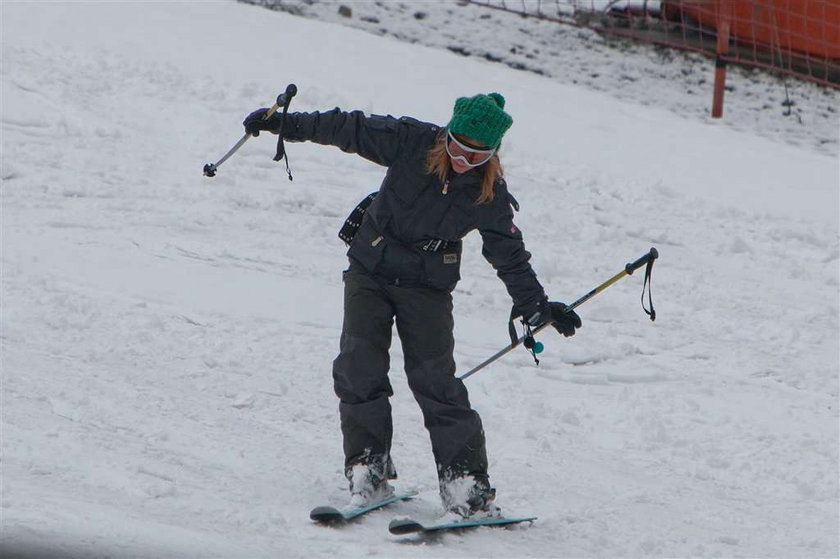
[
  {"left": 243, "top": 0, "right": 840, "bottom": 157},
  {"left": 2, "top": 2, "right": 838, "bottom": 558}
]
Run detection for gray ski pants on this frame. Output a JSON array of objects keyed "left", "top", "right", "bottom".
[{"left": 332, "top": 268, "right": 488, "bottom": 484}]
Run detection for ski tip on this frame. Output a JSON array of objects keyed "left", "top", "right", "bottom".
[
  {"left": 310, "top": 506, "right": 345, "bottom": 523},
  {"left": 388, "top": 518, "right": 424, "bottom": 535},
  {"left": 311, "top": 490, "right": 418, "bottom": 525}
]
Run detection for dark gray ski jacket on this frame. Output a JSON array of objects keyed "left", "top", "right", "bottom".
[{"left": 283, "top": 108, "right": 546, "bottom": 316}]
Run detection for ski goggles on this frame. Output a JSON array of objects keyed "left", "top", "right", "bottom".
[{"left": 445, "top": 130, "right": 496, "bottom": 167}]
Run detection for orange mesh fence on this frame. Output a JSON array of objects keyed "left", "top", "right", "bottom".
[{"left": 468, "top": 1, "right": 840, "bottom": 88}]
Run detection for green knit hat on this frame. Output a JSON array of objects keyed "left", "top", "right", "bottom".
[{"left": 447, "top": 92, "right": 512, "bottom": 149}]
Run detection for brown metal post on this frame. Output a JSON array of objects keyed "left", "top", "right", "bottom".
[{"left": 712, "top": 0, "right": 732, "bottom": 118}]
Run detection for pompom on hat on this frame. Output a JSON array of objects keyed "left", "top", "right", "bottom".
[{"left": 446, "top": 92, "right": 512, "bottom": 149}]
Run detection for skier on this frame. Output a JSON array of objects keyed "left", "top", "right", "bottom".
[{"left": 244, "top": 93, "right": 581, "bottom": 519}]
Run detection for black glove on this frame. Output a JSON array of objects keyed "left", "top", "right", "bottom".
[
  {"left": 243, "top": 108, "right": 283, "bottom": 137},
  {"left": 526, "top": 299, "right": 581, "bottom": 338}
]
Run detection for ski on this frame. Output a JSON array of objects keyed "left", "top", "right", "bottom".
[
  {"left": 310, "top": 491, "right": 418, "bottom": 524},
  {"left": 388, "top": 515, "right": 537, "bottom": 535}
]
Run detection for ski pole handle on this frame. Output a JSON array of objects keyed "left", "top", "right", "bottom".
[
  {"left": 256, "top": 82, "right": 297, "bottom": 126},
  {"left": 625, "top": 247, "right": 659, "bottom": 275},
  {"left": 257, "top": 83, "right": 297, "bottom": 125},
  {"left": 274, "top": 83, "right": 297, "bottom": 112}
]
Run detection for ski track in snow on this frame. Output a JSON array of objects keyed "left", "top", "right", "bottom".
[{"left": 2, "top": 2, "right": 838, "bottom": 558}]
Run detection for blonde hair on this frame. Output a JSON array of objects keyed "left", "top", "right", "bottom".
[{"left": 425, "top": 133, "right": 503, "bottom": 205}]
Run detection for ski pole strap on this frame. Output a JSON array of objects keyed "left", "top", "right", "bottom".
[
  {"left": 274, "top": 136, "right": 293, "bottom": 181},
  {"left": 507, "top": 308, "right": 519, "bottom": 345},
  {"left": 522, "top": 323, "right": 540, "bottom": 366},
  {"left": 272, "top": 84, "right": 297, "bottom": 181},
  {"left": 507, "top": 309, "right": 539, "bottom": 366},
  {"left": 641, "top": 256, "right": 656, "bottom": 321}
]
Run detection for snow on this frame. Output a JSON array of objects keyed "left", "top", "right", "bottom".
[
  {"left": 244, "top": 0, "right": 839, "bottom": 157},
  {"left": 1, "top": 1, "right": 838, "bottom": 558}
]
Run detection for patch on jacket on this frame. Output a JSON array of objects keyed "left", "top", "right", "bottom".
[{"left": 443, "top": 253, "right": 458, "bottom": 264}]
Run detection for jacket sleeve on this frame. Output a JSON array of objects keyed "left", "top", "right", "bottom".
[
  {"left": 479, "top": 181, "right": 547, "bottom": 317},
  {"left": 282, "top": 108, "right": 403, "bottom": 167}
]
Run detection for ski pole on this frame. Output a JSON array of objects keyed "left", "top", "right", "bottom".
[
  {"left": 203, "top": 83, "right": 298, "bottom": 177},
  {"left": 459, "top": 247, "right": 658, "bottom": 380}
]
